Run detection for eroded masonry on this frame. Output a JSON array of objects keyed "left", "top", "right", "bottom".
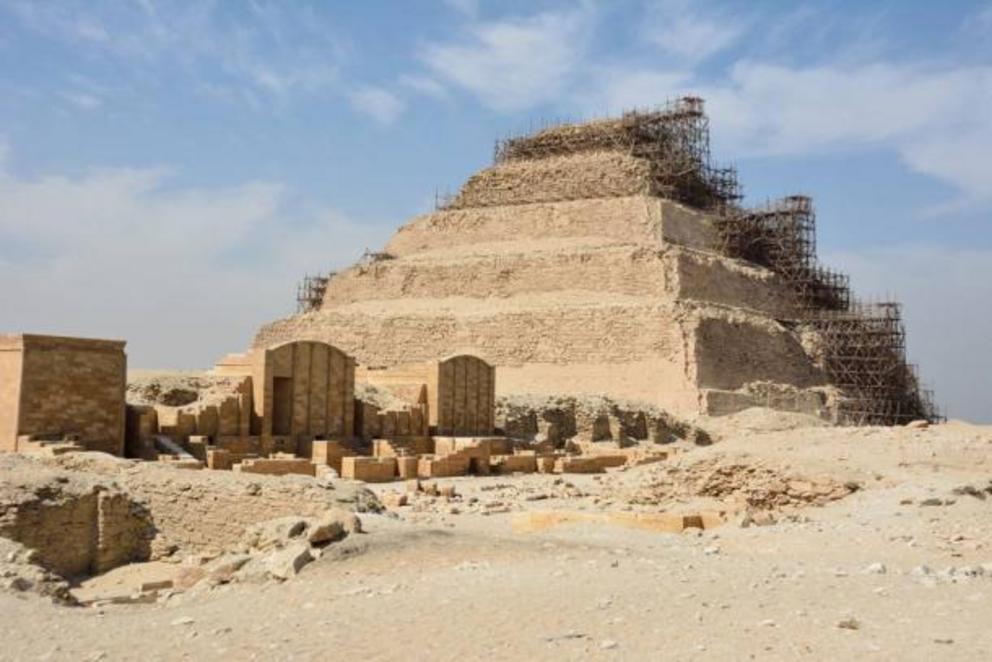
[
  {"left": 0, "top": 97, "right": 937, "bottom": 481},
  {"left": 261, "top": 97, "right": 938, "bottom": 426}
]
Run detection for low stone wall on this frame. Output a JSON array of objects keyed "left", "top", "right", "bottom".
[
  {"left": 341, "top": 457, "right": 397, "bottom": 483},
  {"left": 0, "top": 460, "right": 149, "bottom": 577},
  {"left": 0, "top": 453, "right": 380, "bottom": 577}
]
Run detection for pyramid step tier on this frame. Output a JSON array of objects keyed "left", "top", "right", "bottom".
[
  {"left": 255, "top": 301, "right": 823, "bottom": 417},
  {"left": 323, "top": 238, "right": 790, "bottom": 318}
]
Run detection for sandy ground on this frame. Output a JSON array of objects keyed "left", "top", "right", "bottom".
[{"left": 2, "top": 414, "right": 992, "bottom": 661}]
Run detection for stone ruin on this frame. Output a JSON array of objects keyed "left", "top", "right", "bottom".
[
  {"left": 124, "top": 340, "right": 667, "bottom": 481},
  {"left": 1, "top": 98, "right": 938, "bottom": 478},
  {"left": 261, "top": 97, "right": 938, "bottom": 425},
  {"left": 0, "top": 97, "right": 940, "bottom": 599}
]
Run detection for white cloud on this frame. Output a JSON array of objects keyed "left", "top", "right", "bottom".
[
  {"left": 3, "top": 1, "right": 343, "bottom": 106},
  {"left": 826, "top": 245, "right": 992, "bottom": 424},
  {"left": 0, "top": 150, "right": 388, "bottom": 369},
  {"left": 347, "top": 85, "right": 406, "bottom": 124},
  {"left": 399, "top": 74, "right": 449, "bottom": 101},
  {"left": 421, "top": 7, "right": 593, "bottom": 112},
  {"left": 588, "top": 60, "right": 992, "bottom": 209},
  {"left": 443, "top": 0, "right": 479, "bottom": 17},
  {"left": 643, "top": 0, "right": 745, "bottom": 63},
  {"left": 586, "top": 69, "right": 691, "bottom": 115},
  {"left": 699, "top": 62, "right": 992, "bottom": 209},
  {"left": 61, "top": 91, "right": 102, "bottom": 111}
]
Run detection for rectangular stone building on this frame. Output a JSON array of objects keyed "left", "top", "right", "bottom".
[
  {"left": 357, "top": 354, "right": 496, "bottom": 437},
  {"left": 0, "top": 334, "right": 127, "bottom": 455}
]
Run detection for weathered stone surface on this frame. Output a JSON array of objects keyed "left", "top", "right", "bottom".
[{"left": 263, "top": 542, "right": 313, "bottom": 581}]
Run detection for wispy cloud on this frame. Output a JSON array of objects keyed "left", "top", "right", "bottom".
[
  {"left": 589, "top": 59, "right": 992, "bottom": 212},
  {"left": 60, "top": 91, "right": 102, "bottom": 111},
  {"left": 443, "top": 0, "right": 479, "bottom": 18},
  {"left": 399, "top": 74, "right": 449, "bottom": 101},
  {"left": 3, "top": 1, "right": 344, "bottom": 107},
  {"left": 642, "top": 0, "right": 746, "bottom": 63},
  {"left": 421, "top": 6, "right": 594, "bottom": 112},
  {"left": 0, "top": 146, "right": 387, "bottom": 368},
  {"left": 347, "top": 85, "right": 406, "bottom": 125},
  {"left": 698, "top": 62, "right": 992, "bottom": 211}
]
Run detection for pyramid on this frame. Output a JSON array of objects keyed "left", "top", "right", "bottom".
[{"left": 254, "top": 98, "right": 935, "bottom": 423}]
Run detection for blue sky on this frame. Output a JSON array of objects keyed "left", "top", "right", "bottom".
[{"left": 0, "top": 0, "right": 990, "bottom": 422}]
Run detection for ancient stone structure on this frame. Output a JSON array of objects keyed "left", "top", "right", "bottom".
[
  {"left": 0, "top": 452, "right": 376, "bottom": 582},
  {"left": 357, "top": 355, "right": 496, "bottom": 437},
  {"left": 256, "top": 98, "right": 935, "bottom": 424},
  {"left": 0, "top": 334, "right": 126, "bottom": 456},
  {"left": 127, "top": 339, "right": 355, "bottom": 464},
  {"left": 253, "top": 102, "right": 828, "bottom": 419}
]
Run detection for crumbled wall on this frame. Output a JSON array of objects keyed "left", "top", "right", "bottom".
[
  {"left": 0, "top": 460, "right": 149, "bottom": 577},
  {"left": 114, "top": 460, "right": 374, "bottom": 556},
  {"left": 0, "top": 454, "right": 380, "bottom": 576},
  {"left": 256, "top": 300, "right": 689, "bottom": 368},
  {"left": 674, "top": 249, "right": 790, "bottom": 317},
  {"left": 692, "top": 314, "right": 824, "bottom": 391},
  {"left": 385, "top": 197, "right": 670, "bottom": 258},
  {"left": 322, "top": 243, "right": 676, "bottom": 307},
  {"left": 448, "top": 151, "right": 656, "bottom": 209}
]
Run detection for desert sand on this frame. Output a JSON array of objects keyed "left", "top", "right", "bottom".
[{"left": 2, "top": 411, "right": 990, "bottom": 661}]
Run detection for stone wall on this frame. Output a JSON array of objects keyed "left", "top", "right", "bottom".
[
  {"left": 692, "top": 315, "right": 824, "bottom": 391},
  {"left": 322, "top": 242, "right": 675, "bottom": 307},
  {"left": 437, "top": 355, "right": 495, "bottom": 436},
  {"left": 448, "top": 151, "right": 656, "bottom": 209},
  {"left": 257, "top": 300, "right": 689, "bottom": 368},
  {"left": 253, "top": 340, "right": 355, "bottom": 445},
  {"left": 0, "top": 345, "right": 22, "bottom": 452},
  {"left": 674, "top": 249, "right": 790, "bottom": 317},
  {"left": 0, "top": 454, "right": 379, "bottom": 577},
  {"left": 0, "top": 334, "right": 126, "bottom": 455},
  {"left": 0, "top": 461, "right": 149, "bottom": 577},
  {"left": 385, "top": 197, "right": 698, "bottom": 258}
]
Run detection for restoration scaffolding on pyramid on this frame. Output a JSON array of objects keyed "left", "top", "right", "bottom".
[
  {"left": 715, "top": 195, "right": 939, "bottom": 425},
  {"left": 281, "top": 96, "right": 938, "bottom": 427},
  {"left": 492, "top": 96, "right": 742, "bottom": 212},
  {"left": 295, "top": 273, "right": 330, "bottom": 313}
]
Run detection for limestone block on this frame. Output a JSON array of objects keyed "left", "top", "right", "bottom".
[{"left": 341, "top": 456, "right": 397, "bottom": 483}]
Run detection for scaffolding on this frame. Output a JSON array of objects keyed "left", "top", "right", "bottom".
[
  {"left": 806, "top": 302, "right": 939, "bottom": 425},
  {"left": 715, "top": 196, "right": 939, "bottom": 425},
  {"left": 295, "top": 273, "right": 330, "bottom": 313},
  {"left": 715, "top": 196, "right": 850, "bottom": 314},
  {"left": 493, "top": 97, "right": 742, "bottom": 212}
]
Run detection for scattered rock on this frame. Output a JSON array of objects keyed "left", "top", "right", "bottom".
[
  {"left": 307, "top": 511, "right": 350, "bottom": 545},
  {"left": 837, "top": 617, "right": 861, "bottom": 630},
  {"left": 241, "top": 517, "right": 309, "bottom": 551},
  {"left": 263, "top": 542, "right": 313, "bottom": 581}
]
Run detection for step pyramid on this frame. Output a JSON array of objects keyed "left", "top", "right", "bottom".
[{"left": 254, "top": 98, "right": 935, "bottom": 423}]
